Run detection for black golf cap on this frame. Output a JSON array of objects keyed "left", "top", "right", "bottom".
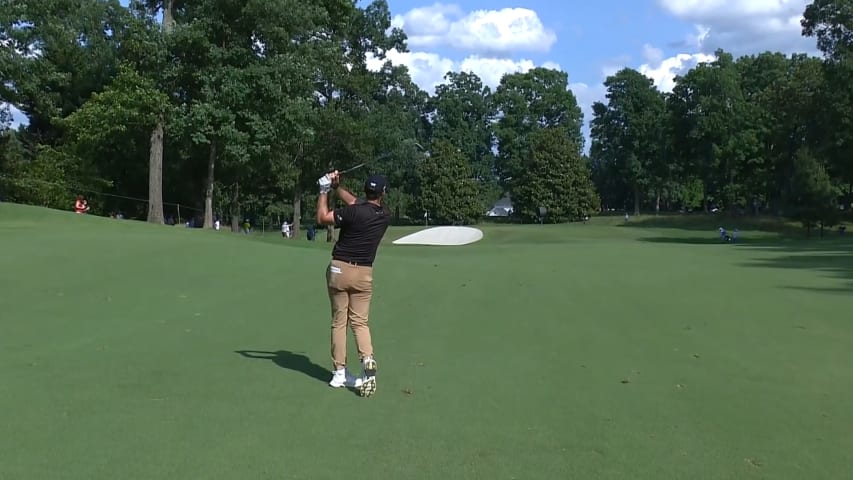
[{"left": 364, "top": 174, "right": 388, "bottom": 195}]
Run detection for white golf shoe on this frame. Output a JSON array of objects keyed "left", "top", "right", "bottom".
[
  {"left": 328, "top": 369, "right": 363, "bottom": 389},
  {"left": 358, "top": 357, "right": 377, "bottom": 398}
]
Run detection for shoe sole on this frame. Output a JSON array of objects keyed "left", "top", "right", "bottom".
[
  {"left": 359, "top": 358, "right": 378, "bottom": 397},
  {"left": 359, "top": 376, "right": 376, "bottom": 397}
]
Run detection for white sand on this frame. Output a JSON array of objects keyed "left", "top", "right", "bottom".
[{"left": 392, "top": 226, "right": 484, "bottom": 246}]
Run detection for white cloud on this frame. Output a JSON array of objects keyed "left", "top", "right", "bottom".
[
  {"left": 641, "top": 44, "right": 664, "bottom": 64},
  {"left": 631, "top": 0, "right": 814, "bottom": 95},
  {"left": 659, "top": 0, "right": 805, "bottom": 22},
  {"left": 367, "top": 49, "right": 560, "bottom": 94},
  {"left": 392, "top": 3, "right": 556, "bottom": 54},
  {"left": 657, "top": 0, "right": 815, "bottom": 55},
  {"left": 638, "top": 52, "right": 717, "bottom": 92}
]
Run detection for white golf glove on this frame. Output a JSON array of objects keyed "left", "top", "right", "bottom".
[{"left": 318, "top": 174, "right": 333, "bottom": 194}]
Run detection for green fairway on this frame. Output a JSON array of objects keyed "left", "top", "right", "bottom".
[{"left": 2, "top": 202, "right": 852, "bottom": 479}]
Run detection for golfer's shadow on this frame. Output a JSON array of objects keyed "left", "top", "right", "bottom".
[{"left": 235, "top": 350, "right": 330, "bottom": 383}]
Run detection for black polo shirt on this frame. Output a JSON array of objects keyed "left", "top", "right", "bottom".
[{"left": 331, "top": 200, "right": 391, "bottom": 266}]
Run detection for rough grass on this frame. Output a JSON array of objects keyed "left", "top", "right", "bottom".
[{"left": 1, "top": 202, "right": 852, "bottom": 479}]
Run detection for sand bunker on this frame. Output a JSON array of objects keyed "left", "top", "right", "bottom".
[{"left": 392, "top": 226, "right": 484, "bottom": 246}]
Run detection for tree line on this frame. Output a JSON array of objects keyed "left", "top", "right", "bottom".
[{"left": 1, "top": 0, "right": 851, "bottom": 234}]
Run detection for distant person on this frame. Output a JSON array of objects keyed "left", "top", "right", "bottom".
[
  {"left": 74, "top": 195, "right": 90, "bottom": 214},
  {"left": 281, "top": 220, "right": 291, "bottom": 238},
  {"left": 306, "top": 224, "right": 316, "bottom": 241},
  {"left": 214, "top": 219, "right": 220, "bottom": 230},
  {"left": 315, "top": 170, "right": 391, "bottom": 397}
]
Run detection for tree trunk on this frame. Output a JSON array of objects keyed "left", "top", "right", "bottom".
[
  {"left": 633, "top": 186, "right": 640, "bottom": 216},
  {"left": 162, "top": 0, "right": 175, "bottom": 27},
  {"left": 292, "top": 189, "right": 301, "bottom": 239},
  {"left": 145, "top": 0, "right": 175, "bottom": 225},
  {"left": 655, "top": 191, "right": 660, "bottom": 216},
  {"left": 230, "top": 182, "right": 240, "bottom": 233},
  {"left": 146, "top": 121, "right": 164, "bottom": 224},
  {"left": 204, "top": 143, "right": 216, "bottom": 228},
  {"left": 327, "top": 225, "right": 335, "bottom": 242}
]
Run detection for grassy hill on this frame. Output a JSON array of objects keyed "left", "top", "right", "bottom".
[{"left": 1, "top": 202, "right": 851, "bottom": 479}]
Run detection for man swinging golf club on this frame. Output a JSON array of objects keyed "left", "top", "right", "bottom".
[{"left": 316, "top": 168, "right": 391, "bottom": 397}]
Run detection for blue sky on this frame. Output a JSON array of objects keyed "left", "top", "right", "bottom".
[
  {"left": 6, "top": 0, "right": 820, "bottom": 149},
  {"left": 376, "top": 0, "right": 819, "bottom": 147}
]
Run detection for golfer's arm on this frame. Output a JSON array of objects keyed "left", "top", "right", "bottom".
[
  {"left": 335, "top": 186, "right": 357, "bottom": 206},
  {"left": 316, "top": 193, "right": 335, "bottom": 225}
]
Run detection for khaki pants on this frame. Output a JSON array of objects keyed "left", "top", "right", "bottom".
[{"left": 326, "top": 259, "right": 374, "bottom": 370}]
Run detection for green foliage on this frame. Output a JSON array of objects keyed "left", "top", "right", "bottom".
[
  {"left": 590, "top": 68, "right": 666, "bottom": 214},
  {"left": 414, "top": 139, "right": 483, "bottom": 225},
  {"left": 802, "top": 0, "right": 853, "bottom": 62},
  {"left": 788, "top": 147, "right": 841, "bottom": 234},
  {"left": 430, "top": 71, "right": 497, "bottom": 207},
  {"left": 492, "top": 67, "right": 586, "bottom": 218},
  {"left": 2, "top": 0, "right": 852, "bottom": 233},
  {"left": 64, "top": 64, "right": 170, "bottom": 145},
  {"left": 512, "top": 127, "right": 598, "bottom": 223},
  {"left": 0, "top": 0, "right": 131, "bottom": 142}
]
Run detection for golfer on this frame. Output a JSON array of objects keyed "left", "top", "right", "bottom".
[{"left": 316, "top": 170, "right": 391, "bottom": 397}]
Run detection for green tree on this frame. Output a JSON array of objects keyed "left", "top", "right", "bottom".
[
  {"left": 492, "top": 67, "right": 586, "bottom": 218},
  {"left": 62, "top": 64, "right": 171, "bottom": 217},
  {"left": 512, "top": 127, "right": 598, "bottom": 223},
  {"left": 802, "top": 0, "right": 853, "bottom": 62},
  {"left": 788, "top": 147, "right": 840, "bottom": 237},
  {"left": 590, "top": 68, "right": 666, "bottom": 215},
  {"left": 734, "top": 52, "right": 791, "bottom": 207},
  {"left": 802, "top": 0, "right": 853, "bottom": 205},
  {"left": 430, "top": 71, "right": 498, "bottom": 210},
  {"left": 668, "top": 49, "right": 759, "bottom": 212},
  {"left": 766, "top": 54, "right": 828, "bottom": 212},
  {"left": 130, "top": 0, "right": 180, "bottom": 224},
  {"left": 414, "top": 139, "right": 482, "bottom": 224}
]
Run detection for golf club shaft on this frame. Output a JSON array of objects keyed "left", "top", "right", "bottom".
[{"left": 339, "top": 163, "right": 365, "bottom": 174}]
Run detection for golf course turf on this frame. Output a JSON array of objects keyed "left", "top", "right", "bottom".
[{"left": 1, "top": 202, "right": 851, "bottom": 479}]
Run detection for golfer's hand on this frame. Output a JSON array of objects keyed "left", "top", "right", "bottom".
[
  {"left": 318, "top": 173, "right": 333, "bottom": 194},
  {"left": 329, "top": 170, "right": 340, "bottom": 189}
]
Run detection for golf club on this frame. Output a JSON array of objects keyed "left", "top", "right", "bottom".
[{"left": 339, "top": 163, "right": 365, "bottom": 174}]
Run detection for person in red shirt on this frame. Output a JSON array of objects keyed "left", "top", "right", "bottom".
[{"left": 74, "top": 195, "right": 90, "bottom": 214}]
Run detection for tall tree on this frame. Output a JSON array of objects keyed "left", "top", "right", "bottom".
[
  {"left": 132, "top": 0, "right": 180, "bottom": 224},
  {"left": 788, "top": 147, "right": 840, "bottom": 237},
  {"left": 590, "top": 68, "right": 666, "bottom": 215},
  {"left": 668, "top": 49, "right": 758, "bottom": 212},
  {"left": 802, "top": 0, "right": 853, "bottom": 204},
  {"left": 430, "top": 71, "right": 498, "bottom": 210},
  {"left": 511, "top": 127, "right": 598, "bottom": 223},
  {"left": 492, "top": 67, "right": 585, "bottom": 219},
  {"left": 414, "top": 138, "right": 482, "bottom": 224}
]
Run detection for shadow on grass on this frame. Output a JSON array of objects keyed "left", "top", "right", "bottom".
[
  {"left": 637, "top": 236, "right": 769, "bottom": 246},
  {"left": 235, "top": 350, "right": 364, "bottom": 396},
  {"left": 235, "top": 349, "right": 330, "bottom": 383},
  {"left": 636, "top": 229, "right": 853, "bottom": 293},
  {"left": 616, "top": 212, "right": 850, "bottom": 236},
  {"left": 740, "top": 245, "right": 853, "bottom": 294}
]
